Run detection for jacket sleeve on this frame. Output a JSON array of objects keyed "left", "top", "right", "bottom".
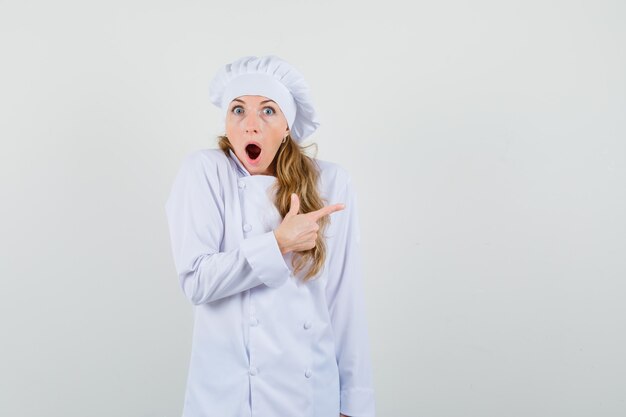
[
  {"left": 325, "top": 175, "right": 376, "bottom": 417},
  {"left": 164, "top": 151, "right": 291, "bottom": 305}
]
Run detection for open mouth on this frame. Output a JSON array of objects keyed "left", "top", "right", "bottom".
[{"left": 245, "top": 143, "right": 262, "bottom": 161}]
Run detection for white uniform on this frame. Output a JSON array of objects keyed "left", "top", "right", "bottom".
[{"left": 164, "top": 148, "right": 375, "bottom": 417}]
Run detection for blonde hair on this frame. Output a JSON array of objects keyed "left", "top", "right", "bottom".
[{"left": 217, "top": 134, "right": 329, "bottom": 282}]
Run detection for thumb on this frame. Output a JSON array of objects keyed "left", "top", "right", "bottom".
[{"left": 286, "top": 193, "right": 300, "bottom": 217}]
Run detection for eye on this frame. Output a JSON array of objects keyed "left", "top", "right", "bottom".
[
  {"left": 232, "top": 105, "right": 244, "bottom": 115},
  {"left": 262, "top": 106, "right": 275, "bottom": 116}
]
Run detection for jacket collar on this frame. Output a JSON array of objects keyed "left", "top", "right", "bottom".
[{"left": 228, "top": 148, "right": 250, "bottom": 177}]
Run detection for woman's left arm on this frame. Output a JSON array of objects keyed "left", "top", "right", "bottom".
[{"left": 326, "top": 175, "right": 376, "bottom": 417}]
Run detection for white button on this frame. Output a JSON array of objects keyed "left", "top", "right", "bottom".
[
  {"left": 238, "top": 180, "right": 246, "bottom": 189},
  {"left": 303, "top": 321, "right": 312, "bottom": 329},
  {"left": 304, "top": 369, "right": 312, "bottom": 378},
  {"left": 249, "top": 367, "right": 258, "bottom": 376},
  {"left": 243, "top": 223, "right": 252, "bottom": 232},
  {"left": 250, "top": 317, "right": 259, "bottom": 327}
]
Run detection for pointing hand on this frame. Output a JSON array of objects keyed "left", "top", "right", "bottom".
[{"left": 273, "top": 193, "right": 345, "bottom": 255}]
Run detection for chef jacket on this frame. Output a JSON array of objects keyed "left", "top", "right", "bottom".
[{"left": 164, "top": 148, "right": 376, "bottom": 417}]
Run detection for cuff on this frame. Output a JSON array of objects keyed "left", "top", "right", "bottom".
[
  {"left": 240, "top": 231, "right": 291, "bottom": 288},
  {"left": 340, "top": 388, "right": 376, "bottom": 417}
]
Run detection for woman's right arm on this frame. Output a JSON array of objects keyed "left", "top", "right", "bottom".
[{"left": 164, "top": 151, "right": 291, "bottom": 305}]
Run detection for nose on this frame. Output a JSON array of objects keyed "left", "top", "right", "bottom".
[{"left": 244, "top": 111, "right": 261, "bottom": 134}]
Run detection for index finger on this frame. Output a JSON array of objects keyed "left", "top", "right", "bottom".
[{"left": 308, "top": 203, "right": 345, "bottom": 221}]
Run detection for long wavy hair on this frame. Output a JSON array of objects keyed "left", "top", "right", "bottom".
[{"left": 217, "top": 134, "right": 329, "bottom": 282}]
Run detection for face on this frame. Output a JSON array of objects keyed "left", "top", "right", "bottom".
[{"left": 225, "top": 95, "right": 290, "bottom": 176}]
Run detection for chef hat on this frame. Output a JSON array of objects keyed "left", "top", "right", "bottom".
[{"left": 208, "top": 55, "right": 320, "bottom": 143}]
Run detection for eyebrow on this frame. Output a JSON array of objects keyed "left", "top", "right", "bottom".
[{"left": 231, "top": 98, "right": 277, "bottom": 106}]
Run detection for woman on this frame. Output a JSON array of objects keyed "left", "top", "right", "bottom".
[{"left": 165, "top": 55, "right": 375, "bottom": 417}]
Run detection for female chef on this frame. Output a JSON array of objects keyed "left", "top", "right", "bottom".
[{"left": 165, "top": 55, "right": 375, "bottom": 417}]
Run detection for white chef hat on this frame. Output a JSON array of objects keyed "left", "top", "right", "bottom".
[{"left": 208, "top": 55, "right": 320, "bottom": 143}]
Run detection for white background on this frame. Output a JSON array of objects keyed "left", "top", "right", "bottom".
[{"left": 1, "top": 0, "right": 624, "bottom": 416}]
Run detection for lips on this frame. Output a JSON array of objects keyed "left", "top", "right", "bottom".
[{"left": 245, "top": 142, "right": 262, "bottom": 162}]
